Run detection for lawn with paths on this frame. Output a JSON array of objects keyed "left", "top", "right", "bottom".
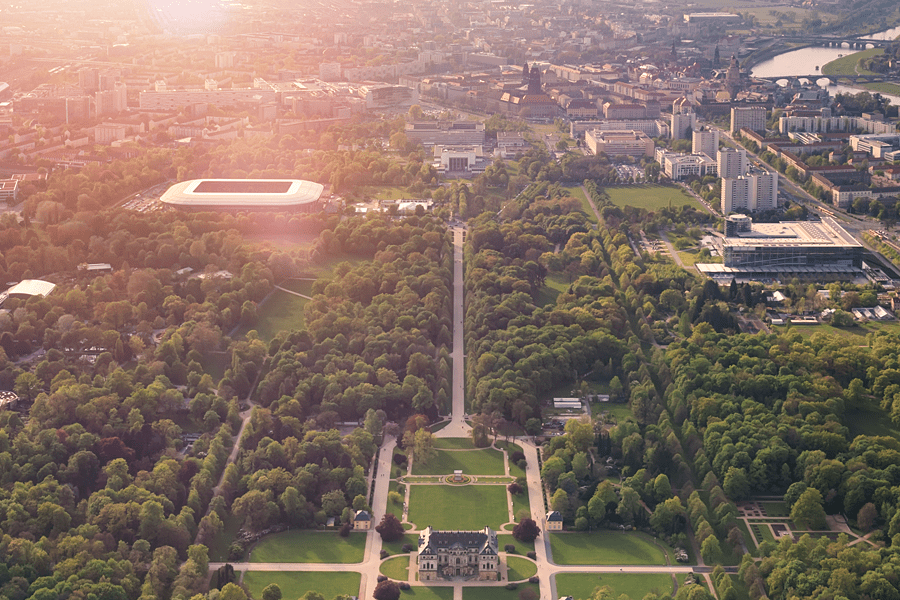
[
  {"left": 232, "top": 288, "right": 308, "bottom": 342},
  {"left": 506, "top": 556, "right": 537, "bottom": 580},
  {"left": 511, "top": 489, "right": 530, "bottom": 520},
  {"left": 244, "top": 572, "right": 361, "bottom": 600},
  {"left": 549, "top": 532, "right": 667, "bottom": 565},
  {"left": 556, "top": 573, "right": 674, "bottom": 600},
  {"left": 381, "top": 556, "right": 410, "bottom": 580},
  {"left": 409, "top": 485, "right": 508, "bottom": 530},
  {"left": 250, "top": 530, "right": 367, "bottom": 563},
  {"left": 411, "top": 448, "right": 505, "bottom": 476}
]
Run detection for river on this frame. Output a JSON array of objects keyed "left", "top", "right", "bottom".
[{"left": 749, "top": 25, "right": 900, "bottom": 103}]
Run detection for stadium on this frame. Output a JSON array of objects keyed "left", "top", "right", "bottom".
[{"left": 160, "top": 179, "right": 325, "bottom": 212}]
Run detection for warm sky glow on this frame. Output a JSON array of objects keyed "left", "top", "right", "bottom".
[{"left": 147, "top": 0, "right": 231, "bottom": 35}]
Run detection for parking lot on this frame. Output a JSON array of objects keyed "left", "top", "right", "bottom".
[{"left": 122, "top": 182, "right": 171, "bottom": 213}]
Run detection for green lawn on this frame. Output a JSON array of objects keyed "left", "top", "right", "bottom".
[
  {"left": 604, "top": 184, "right": 697, "bottom": 210},
  {"left": 563, "top": 185, "right": 597, "bottom": 223},
  {"left": 409, "top": 485, "right": 508, "bottom": 530},
  {"left": 243, "top": 572, "right": 361, "bottom": 600},
  {"left": 511, "top": 489, "right": 530, "bottom": 520},
  {"left": 846, "top": 402, "right": 900, "bottom": 439},
  {"left": 534, "top": 271, "right": 573, "bottom": 308},
  {"left": 382, "top": 533, "right": 420, "bottom": 556},
  {"left": 243, "top": 232, "right": 319, "bottom": 253},
  {"left": 736, "top": 519, "right": 758, "bottom": 556},
  {"left": 381, "top": 555, "right": 411, "bottom": 579},
  {"left": 596, "top": 403, "right": 634, "bottom": 424},
  {"left": 433, "top": 438, "right": 477, "bottom": 450},
  {"left": 402, "top": 587, "right": 454, "bottom": 600},
  {"left": 759, "top": 501, "right": 790, "bottom": 517},
  {"left": 412, "top": 448, "right": 505, "bottom": 476},
  {"left": 555, "top": 573, "right": 674, "bottom": 600},
  {"left": 863, "top": 82, "right": 900, "bottom": 96},
  {"left": 822, "top": 48, "right": 883, "bottom": 76},
  {"left": 549, "top": 532, "right": 668, "bottom": 565},
  {"left": 362, "top": 185, "right": 414, "bottom": 200},
  {"left": 279, "top": 278, "right": 316, "bottom": 296},
  {"left": 506, "top": 556, "right": 537, "bottom": 580},
  {"left": 233, "top": 289, "right": 308, "bottom": 342},
  {"left": 497, "top": 534, "right": 534, "bottom": 555},
  {"left": 464, "top": 585, "right": 539, "bottom": 600},
  {"left": 250, "top": 530, "right": 367, "bottom": 563}
]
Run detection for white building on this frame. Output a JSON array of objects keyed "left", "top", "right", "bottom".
[
  {"left": 435, "top": 145, "right": 485, "bottom": 173},
  {"left": 718, "top": 148, "right": 748, "bottom": 179},
  {"left": 319, "top": 62, "right": 342, "bottom": 81},
  {"left": 721, "top": 168, "right": 778, "bottom": 213},
  {"left": 692, "top": 128, "right": 719, "bottom": 157},
  {"left": 660, "top": 152, "right": 718, "bottom": 180},
  {"left": 585, "top": 129, "right": 654, "bottom": 158},
  {"left": 671, "top": 111, "right": 696, "bottom": 140}
]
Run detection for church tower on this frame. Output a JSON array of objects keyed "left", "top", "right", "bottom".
[
  {"left": 527, "top": 64, "right": 542, "bottom": 94},
  {"left": 522, "top": 62, "right": 530, "bottom": 87},
  {"left": 726, "top": 54, "right": 742, "bottom": 97}
]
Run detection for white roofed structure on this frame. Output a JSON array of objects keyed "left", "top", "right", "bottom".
[{"left": 160, "top": 179, "right": 324, "bottom": 212}]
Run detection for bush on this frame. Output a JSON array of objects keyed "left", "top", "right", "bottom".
[
  {"left": 528, "top": 577, "right": 539, "bottom": 584},
  {"left": 377, "top": 575, "right": 388, "bottom": 583},
  {"left": 227, "top": 543, "right": 245, "bottom": 561},
  {"left": 517, "top": 459, "right": 528, "bottom": 471},
  {"left": 380, "top": 549, "right": 389, "bottom": 559},
  {"left": 508, "top": 482, "right": 523, "bottom": 495},
  {"left": 505, "top": 583, "right": 518, "bottom": 590},
  {"left": 401, "top": 543, "right": 415, "bottom": 553},
  {"left": 527, "top": 551, "right": 536, "bottom": 560},
  {"left": 398, "top": 583, "right": 410, "bottom": 590},
  {"left": 505, "top": 544, "right": 516, "bottom": 553},
  {"left": 393, "top": 453, "right": 407, "bottom": 465},
  {"left": 511, "top": 451, "right": 526, "bottom": 463},
  {"left": 339, "top": 522, "right": 351, "bottom": 537},
  {"left": 373, "top": 580, "right": 400, "bottom": 600}
]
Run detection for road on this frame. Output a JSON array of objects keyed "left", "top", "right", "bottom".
[{"left": 659, "top": 232, "right": 686, "bottom": 269}]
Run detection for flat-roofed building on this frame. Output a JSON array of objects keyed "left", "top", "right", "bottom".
[
  {"left": 0, "top": 179, "right": 18, "bottom": 202},
  {"left": 731, "top": 106, "right": 766, "bottom": 133},
  {"left": 0, "top": 279, "right": 56, "bottom": 306},
  {"left": 405, "top": 121, "right": 486, "bottom": 147},
  {"left": 160, "top": 179, "right": 324, "bottom": 212},
  {"left": 697, "top": 216, "right": 863, "bottom": 282},
  {"left": 585, "top": 129, "right": 654, "bottom": 158}
]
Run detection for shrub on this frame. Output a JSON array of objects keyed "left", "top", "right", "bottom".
[
  {"left": 505, "top": 544, "right": 516, "bottom": 553},
  {"left": 508, "top": 482, "right": 523, "bottom": 495},
  {"left": 401, "top": 543, "right": 415, "bottom": 553},
  {"left": 227, "top": 543, "right": 245, "bottom": 561},
  {"left": 339, "top": 522, "right": 351, "bottom": 537},
  {"left": 373, "top": 580, "right": 400, "bottom": 600},
  {"left": 398, "top": 583, "right": 410, "bottom": 590},
  {"left": 528, "top": 577, "right": 539, "bottom": 584},
  {"left": 380, "top": 550, "right": 389, "bottom": 559},
  {"left": 517, "top": 459, "right": 527, "bottom": 471},
  {"left": 377, "top": 575, "right": 388, "bottom": 583},
  {"left": 527, "top": 551, "right": 536, "bottom": 560},
  {"left": 505, "top": 583, "right": 518, "bottom": 590},
  {"left": 511, "top": 451, "right": 526, "bottom": 463},
  {"left": 393, "top": 454, "right": 407, "bottom": 465}
]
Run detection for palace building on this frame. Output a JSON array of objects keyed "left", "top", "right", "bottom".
[{"left": 416, "top": 526, "right": 500, "bottom": 581}]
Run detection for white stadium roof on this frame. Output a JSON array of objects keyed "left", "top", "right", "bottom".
[
  {"left": 160, "top": 179, "right": 324, "bottom": 210},
  {"left": 6, "top": 279, "right": 56, "bottom": 297}
]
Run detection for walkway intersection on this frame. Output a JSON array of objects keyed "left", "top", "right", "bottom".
[{"left": 209, "top": 226, "right": 696, "bottom": 600}]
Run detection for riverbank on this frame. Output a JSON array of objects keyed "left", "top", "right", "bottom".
[{"left": 821, "top": 48, "right": 883, "bottom": 77}]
